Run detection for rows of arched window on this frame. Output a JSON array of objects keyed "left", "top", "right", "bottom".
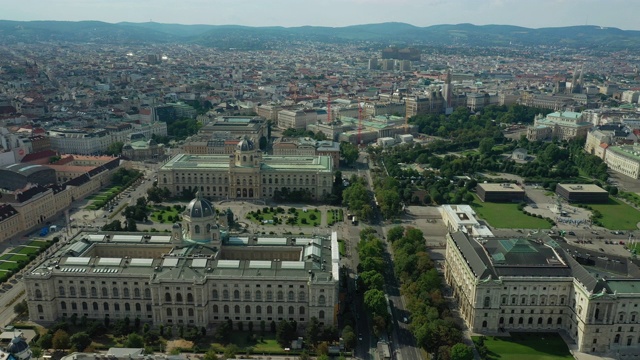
[
  {"left": 164, "top": 293, "right": 195, "bottom": 303},
  {"left": 40, "top": 301, "right": 151, "bottom": 314},
  {"left": 165, "top": 308, "right": 195, "bottom": 317},
  {"left": 261, "top": 176, "right": 316, "bottom": 186},
  {"left": 499, "top": 294, "right": 566, "bottom": 306},
  {"left": 175, "top": 174, "right": 229, "bottom": 185},
  {"left": 210, "top": 289, "right": 309, "bottom": 303},
  {"left": 51, "top": 286, "right": 151, "bottom": 299},
  {"left": 497, "top": 316, "right": 562, "bottom": 326},
  {"left": 208, "top": 305, "right": 314, "bottom": 317}
]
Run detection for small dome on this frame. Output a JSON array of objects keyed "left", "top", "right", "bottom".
[
  {"left": 237, "top": 139, "right": 254, "bottom": 152},
  {"left": 172, "top": 223, "right": 181, "bottom": 229},
  {"left": 185, "top": 192, "right": 214, "bottom": 218},
  {"left": 7, "top": 336, "right": 29, "bottom": 354}
]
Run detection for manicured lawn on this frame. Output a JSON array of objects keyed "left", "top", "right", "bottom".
[
  {"left": 296, "top": 208, "right": 321, "bottom": 226},
  {"left": 476, "top": 333, "right": 573, "bottom": 360},
  {"left": 338, "top": 240, "right": 346, "bottom": 257},
  {"left": 247, "top": 211, "right": 277, "bottom": 224},
  {"left": 16, "top": 246, "right": 40, "bottom": 255},
  {"left": 0, "top": 254, "right": 12, "bottom": 261},
  {"left": 226, "top": 332, "right": 284, "bottom": 353},
  {"left": 7, "top": 254, "right": 28, "bottom": 262},
  {"left": 0, "top": 261, "right": 18, "bottom": 271},
  {"left": 588, "top": 198, "right": 640, "bottom": 230},
  {"left": 327, "top": 209, "right": 344, "bottom": 225},
  {"left": 27, "top": 240, "right": 49, "bottom": 248},
  {"left": 150, "top": 206, "right": 181, "bottom": 224},
  {"left": 471, "top": 196, "right": 552, "bottom": 229}
]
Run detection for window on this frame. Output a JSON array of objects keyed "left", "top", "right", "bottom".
[
  {"left": 288, "top": 291, "right": 294, "bottom": 301},
  {"left": 267, "top": 306, "right": 273, "bottom": 314},
  {"left": 80, "top": 287, "right": 87, "bottom": 296},
  {"left": 246, "top": 305, "right": 251, "bottom": 314},
  {"left": 188, "top": 309, "right": 194, "bottom": 317},
  {"left": 37, "top": 305, "right": 43, "bottom": 313},
  {"left": 300, "top": 306, "right": 305, "bottom": 315},
  {"left": 59, "top": 286, "right": 65, "bottom": 296},
  {"left": 136, "top": 303, "right": 141, "bottom": 311},
  {"left": 235, "top": 305, "right": 240, "bottom": 314},
  {"left": 112, "top": 287, "right": 119, "bottom": 297},
  {"left": 267, "top": 291, "right": 273, "bottom": 301},
  {"left": 255, "top": 290, "right": 262, "bottom": 301},
  {"left": 289, "top": 306, "right": 295, "bottom": 315},
  {"left": 256, "top": 306, "right": 262, "bottom": 314},
  {"left": 145, "top": 289, "right": 151, "bottom": 298},
  {"left": 165, "top": 293, "right": 172, "bottom": 302},
  {"left": 124, "top": 288, "right": 130, "bottom": 298},
  {"left": 234, "top": 290, "right": 240, "bottom": 300},
  {"left": 223, "top": 290, "right": 229, "bottom": 300},
  {"left": 61, "top": 301, "right": 67, "bottom": 310},
  {"left": 278, "top": 306, "right": 283, "bottom": 315},
  {"left": 318, "top": 295, "right": 326, "bottom": 305},
  {"left": 224, "top": 305, "right": 229, "bottom": 314},
  {"left": 69, "top": 286, "right": 76, "bottom": 296},
  {"left": 125, "top": 303, "right": 130, "bottom": 311},
  {"left": 35, "top": 289, "right": 42, "bottom": 299},
  {"left": 277, "top": 291, "right": 284, "bottom": 301},
  {"left": 82, "top": 302, "right": 88, "bottom": 311},
  {"left": 102, "top": 287, "right": 108, "bottom": 297},
  {"left": 178, "top": 308, "right": 183, "bottom": 317},
  {"left": 167, "top": 308, "right": 172, "bottom": 317},
  {"left": 213, "top": 305, "right": 219, "bottom": 314},
  {"left": 213, "top": 290, "right": 219, "bottom": 300},
  {"left": 187, "top": 293, "right": 194, "bottom": 303},
  {"left": 103, "top": 302, "right": 109, "bottom": 311},
  {"left": 319, "top": 310, "right": 325, "bottom": 319},
  {"left": 114, "top": 304, "right": 120, "bottom": 311},
  {"left": 93, "top": 302, "right": 99, "bottom": 311},
  {"left": 484, "top": 297, "right": 490, "bottom": 308},
  {"left": 245, "top": 290, "right": 251, "bottom": 301},
  {"left": 299, "top": 291, "right": 306, "bottom": 302}
]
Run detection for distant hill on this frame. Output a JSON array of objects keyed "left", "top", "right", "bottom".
[{"left": 1, "top": 20, "right": 640, "bottom": 50}]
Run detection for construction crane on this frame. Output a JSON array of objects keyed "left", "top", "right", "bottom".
[
  {"left": 357, "top": 98, "right": 363, "bottom": 146},
  {"left": 326, "top": 92, "right": 331, "bottom": 124}
]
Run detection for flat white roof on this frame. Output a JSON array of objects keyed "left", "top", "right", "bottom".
[
  {"left": 129, "top": 258, "right": 154, "bottom": 267},
  {"left": 87, "top": 235, "right": 105, "bottom": 242},
  {"left": 112, "top": 235, "right": 143, "bottom": 242},
  {"left": 191, "top": 258, "right": 208, "bottom": 268},
  {"left": 280, "top": 261, "right": 305, "bottom": 270},
  {"left": 228, "top": 237, "right": 249, "bottom": 245},
  {"left": 64, "top": 257, "right": 91, "bottom": 266},
  {"left": 98, "top": 257, "right": 122, "bottom": 266},
  {"left": 257, "top": 238, "right": 287, "bottom": 245},
  {"left": 162, "top": 258, "right": 179, "bottom": 267},
  {"left": 149, "top": 236, "right": 172, "bottom": 243},
  {"left": 249, "top": 260, "right": 272, "bottom": 269},
  {"left": 217, "top": 260, "right": 241, "bottom": 268}
]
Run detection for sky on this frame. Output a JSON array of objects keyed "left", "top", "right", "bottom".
[{"left": 2, "top": 0, "right": 639, "bottom": 30}]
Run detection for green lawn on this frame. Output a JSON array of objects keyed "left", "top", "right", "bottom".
[
  {"left": 7, "top": 254, "right": 28, "bottom": 262},
  {"left": 150, "top": 206, "right": 181, "bottom": 224},
  {"left": 296, "top": 208, "right": 321, "bottom": 226},
  {"left": 27, "top": 240, "right": 49, "bottom": 248},
  {"left": 225, "top": 332, "right": 284, "bottom": 353},
  {"left": 0, "top": 261, "right": 18, "bottom": 271},
  {"left": 589, "top": 198, "right": 640, "bottom": 230},
  {"left": 476, "top": 333, "right": 573, "bottom": 360},
  {"left": 338, "top": 240, "right": 346, "bottom": 257},
  {"left": 0, "top": 254, "right": 12, "bottom": 261},
  {"left": 471, "top": 196, "right": 552, "bottom": 229},
  {"left": 327, "top": 209, "right": 344, "bottom": 225},
  {"left": 247, "top": 211, "right": 277, "bottom": 224},
  {"left": 16, "top": 246, "right": 40, "bottom": 255}
]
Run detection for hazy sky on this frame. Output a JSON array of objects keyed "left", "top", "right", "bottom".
[{"left": 2, "top": 0, "right": 639, "bottom": 30}]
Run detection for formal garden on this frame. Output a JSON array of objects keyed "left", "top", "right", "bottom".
[
  {"left": 0, "top": 238, "right": 55, "bottom": 282},
  {"left": 246, "top": 207, "right": 322, "bottom": 226}
]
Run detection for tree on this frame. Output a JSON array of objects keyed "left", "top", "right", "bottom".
[
  {"left": 260, "top": 320, "right": 266, "bottom": 335},
  {"left": 270, "top": 320, "right": 277, "bottom": 334},
  {"left": 38, "top": 333, "right": 53, "bottom": 349},
  {"left": 102, "top": 220, "right": 123, "bottom": 231},
  {"left": 341, "top": 326, "right": 357, "bottom": 350},
  {"left": 387, "top": 226, "right": 404, "bottom": 243},
  {"left": 126, "top": 218, "right": 138, "bottom": 231},
  {"left": 223, "top": 344, "right": 239, "bottom": 359},
  {"left": 450, "top": 343, "right": 474, "bottom": 360},
  {"left": 305, "top": 317, "right": 320, "bottom": 348},
  {"left": 106, "top": 141, "right": 124, "bottom": 156},
  {"left": 52, "top": 329, "right": 70, "bottom": 350},
  {"left": 13, "top": 300, "right": 27, "bottom": 315},
  {"left": 364, "top": 289, "right": 388, "bottom": 319},
  {"left": 69, "top": 332, "right": 91, "bottom": 352},
  {"left": 478, "top": 138, "right": 495, "bottom": 155},
  {"left": 276, "top": 320, "right": 294, "bottom": 348},
  {"left": 204, "top": 349, "right": 219, "bottom": 360},
  {"left": 360, "top": 270, "right": 385, "bottom": 291},
  {"left": 316, "top": 342, "right": 329, "bottom": 356},
  {"left": 125, "top": 333, "right": 144, "bottom": 348},
  {"left": 340, "top": 142, "right": 359, "bottom": 166}
]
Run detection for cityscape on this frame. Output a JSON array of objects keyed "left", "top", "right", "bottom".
[{"left": 2, "top": 2, "right": 640, "bottom": 360}]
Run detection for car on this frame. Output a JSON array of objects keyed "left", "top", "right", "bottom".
[
  {"left": 403, "top": 317, "right": 409, "bottom": 323},
  {"left": 599, "top": 248, "right": 605, "bottom": 252},
  {"left": 358, "top": 333, "right": 363, "bottom": 341},
  {"left": 568, "top": 231, "right": 576, "bottom": 236}
]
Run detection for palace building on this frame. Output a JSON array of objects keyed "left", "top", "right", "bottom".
[
  {"left": 158, "top": 139, "right": 334, "bottom": 200},
  {"left": 24, "top": 193, "right": 340, "bottom": 328}
]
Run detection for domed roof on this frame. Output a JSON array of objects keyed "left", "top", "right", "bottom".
[
  {"left": 185, "top": 192, "right": 214, "bottom": 218},
  {"left": 236, "top": 139, "right": 254, "bottom": 152},
  {"left": 7, "top": 336, "right": 29, "bottom": 354}
]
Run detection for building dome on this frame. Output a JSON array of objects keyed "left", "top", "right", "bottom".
[
  {"left": 7, "top": 336, "right": 30, "bottom": 359},
  {"left": 184, "top": 191, "right": 214, "bottom": 218},
  {"left": 236, "top": 139, "right": 254, "bottom": 152}
]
